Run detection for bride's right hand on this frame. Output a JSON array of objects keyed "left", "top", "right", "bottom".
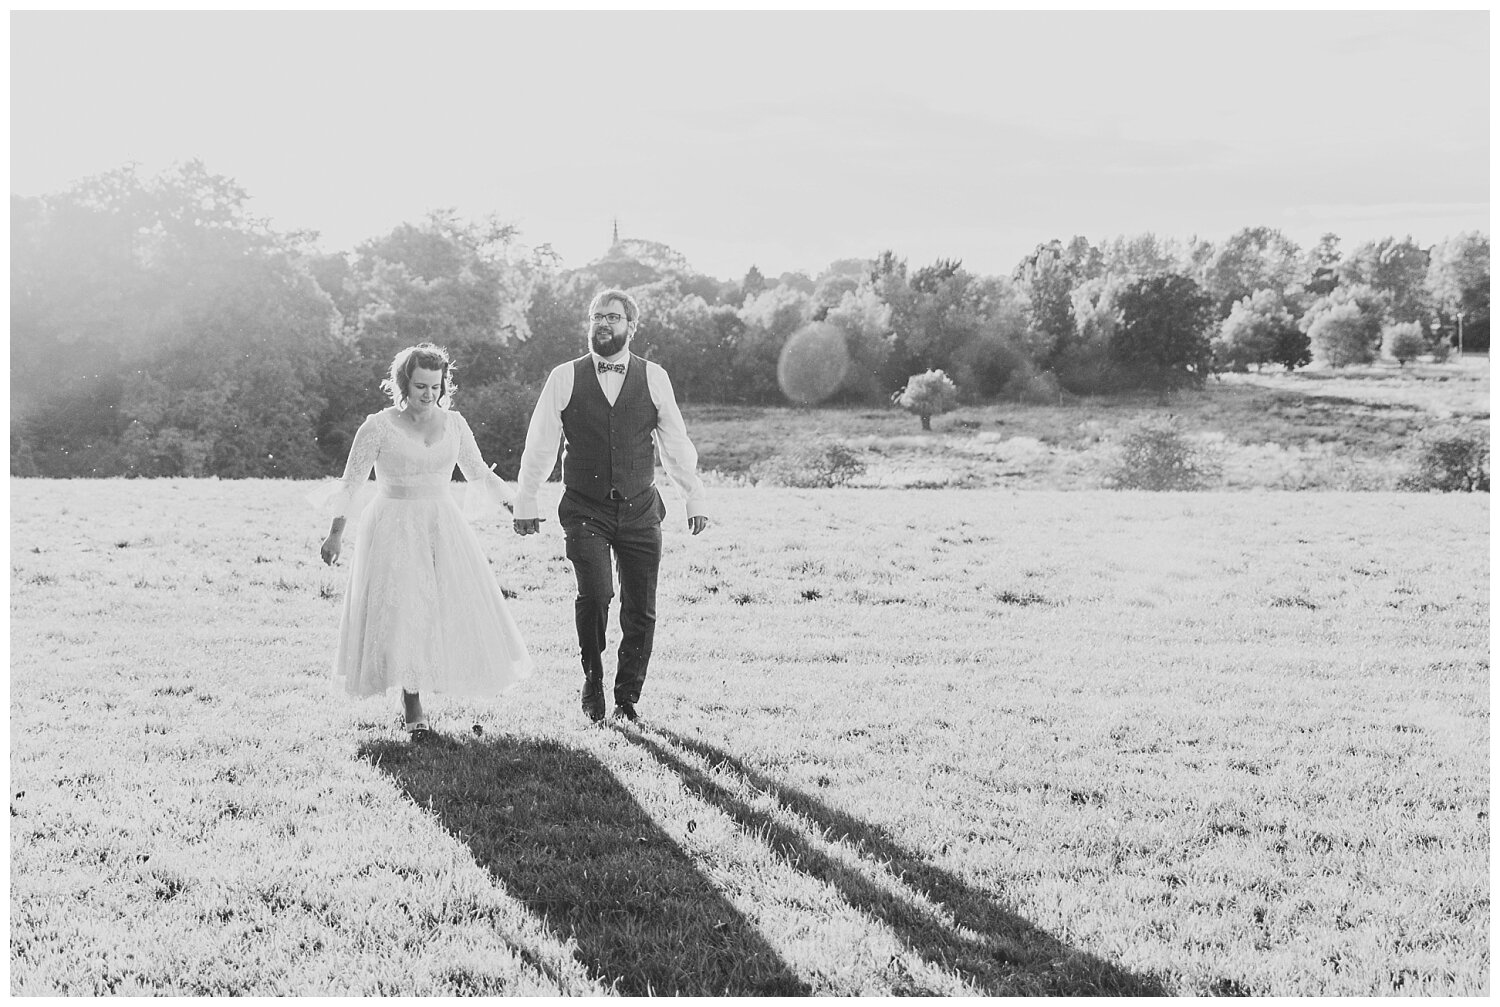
[{"left": 320, "top": 532, "right": 342, "bottom": 566}]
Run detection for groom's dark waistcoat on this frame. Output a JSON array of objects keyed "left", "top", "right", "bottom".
[{"left": 561, "top": 352, "right": 658, "bottom": 502}]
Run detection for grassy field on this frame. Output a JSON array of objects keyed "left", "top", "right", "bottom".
[
  {"left": 684, "top": 354, "right": 1490, "bottom": 491},
  {"left": 9, "top": 477, "right": 1488, "bottom": 995}
]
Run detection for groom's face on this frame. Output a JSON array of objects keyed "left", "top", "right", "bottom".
[{"left": 588, "top": 298, "right": 633, "bottom": 358}]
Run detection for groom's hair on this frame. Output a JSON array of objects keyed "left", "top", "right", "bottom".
[{"left": 589, "top": 289, "right": 640, "bottom": 324}]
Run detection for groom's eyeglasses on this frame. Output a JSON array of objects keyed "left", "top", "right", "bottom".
[{"left": 590, "top": 312, "right": 627, "bottom": 324}]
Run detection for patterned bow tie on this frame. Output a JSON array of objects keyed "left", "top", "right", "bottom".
[{"left": 597, "top": 361, "right": 626, "bottom": 375}]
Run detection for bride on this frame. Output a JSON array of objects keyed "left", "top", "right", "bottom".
[{"left": 318, "top": 343, "right": 533, "bottom": 738}]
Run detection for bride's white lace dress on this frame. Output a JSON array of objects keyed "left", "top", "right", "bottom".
[{"left": 326, "top": 407, "right": 534, "bottom": 698}]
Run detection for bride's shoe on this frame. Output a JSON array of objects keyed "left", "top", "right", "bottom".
[{"left": 404, "top": 719, "right": 431, "bottom": 740}]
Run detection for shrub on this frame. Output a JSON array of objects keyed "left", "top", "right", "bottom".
[
  {"left": 1269, "top": 323, "right": 1314, "bottom": 372},
  {"left": 892, "top": 369, "right": 958, "bottom": 430},
  {"left": 1214, "top": 290, "right": 1301, "bottom": 372},
  {"left": 1104, "top": 417, "right": 1223, "bottom": 491},
  {"left": 1398, "top": 427, "right": 1490, "bottom": 492},
  {"left": 751, "top": 440, "right": 866, "bottom": 488},
  {"left": 1382, "top": 322, "right": 1426, "bottom": 366},
  {"left": 1306, "top": 300, "right": 1381, "bottom": 367}
]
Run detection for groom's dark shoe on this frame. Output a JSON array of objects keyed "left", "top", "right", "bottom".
[
  {"left": 582, "top": 672, "right": 606, "bottom": 723},
  {"left": 613, "top": 701, "right": 639, "bottom": 723}
]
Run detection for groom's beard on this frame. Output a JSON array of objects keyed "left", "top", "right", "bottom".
[{"left": 591, "top": 327, "right": 629, "bottom": 357}]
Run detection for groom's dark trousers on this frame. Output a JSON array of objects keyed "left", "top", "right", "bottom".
[{"left": 558, "top": 483, "right": 666, "bottom": 709}]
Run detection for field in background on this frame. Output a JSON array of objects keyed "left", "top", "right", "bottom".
[
  {"left": 9, "top": 479, "right": 1488, "bottom": 995},
  {"left": 686, "top": 354, "right": 1490, "bottom": 490}
]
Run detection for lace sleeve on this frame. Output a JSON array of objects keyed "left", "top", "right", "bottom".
[
  {"left": 453, "top": 411, "right": 516, "bottom": 515},
  {"left": 327, "top": 414, "right": 384, "bottom": 520}
]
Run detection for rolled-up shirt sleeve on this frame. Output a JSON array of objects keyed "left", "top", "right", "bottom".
[
  {"left": 646, "top": 363, "right": 707, "bottom": 518},
  {"left": 513, "top": 363, "right": 574, "bottom": 520}
]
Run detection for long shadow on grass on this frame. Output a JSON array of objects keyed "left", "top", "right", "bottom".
[
  {"left": 360, "top": 734, "right": 807, "bottom": 996},
  {"left": 621, "top": 725, "right": 1167, "bottom": 996}
]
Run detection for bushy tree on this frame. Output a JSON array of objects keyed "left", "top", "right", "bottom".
[
  {"left": 345, "top": 210, "right": 533, "bottom": 371},
  {"left": 1198, "top": 226, "right": 1304, "bottom": 319},
  {"left": 866, "top": 256, "right": 1037, "bottom": 403},
  {"left": 734, "top": 284, "right": 812, "bottom": 403},
  {"left": 1214, "top": 289, "right": 1307, "bottom": 372},
  {"left": 810, "top": 273, "right": 861, "bottom": 321},
  {"left": 1303, "top": 284, "right": 1388, "bottom": 367},
  {"left": 587, "top": 237, "right": 692, "bottom": 290},
  {"left": 909, "top": 260, "right": 994, "bottom": 376},
  {"left": 868, "top": 251, "right": 923, "bottom": 390},
  {"left": 892, "top": 369, "right": 958, "bottom": 430},
  {"left": 739, "top": 264, "right": 767, "bottom": 303},
  {"left": 1268, "top": 321, "right": 1314, "bottom": 372},
  {"left": 1338, "top": 236, "right": 1432, "bottom": 330},
  {"left": 1012, "top": 239, "right": 1092, "bottom": 369},
  {"left": 1382, "top": 322, "right": 1427, "bottom": 366},
  {"left": 512, "top": 270, "right": 596, "bottom": 385},
  {"left": 311, "top": 210, "right": 544, "bottom": 473},
  {"left": 1109, "top": 273, "right": 1214, "bottom": 398},
  {"left": 822, "top": 282, "right": 892, "bottom": 403},
  {"left": 1303, "top": 233, "right": 1342, "bottom": 298},
  {"left": 776, "top": 270, "right": 816, "bottom": 294},
  {"left": 810, "top": 258, "right": 871, "bottom": 322},
  {"left": 1058, "top": 275, "right": 1127, "bottom": 393},
  {"left": 634, "top": 288, "right": 735, "bottom": 403},
  {"left": 10, "top": 160, "right": 342, "bottom": 477},
  {"left": 870, "top": 253, "right": 991, "bottom": 395},
  {"left": 1425, "top": 231, "right": 1490, "bottom": 352},
  {"left": 947, "top": 278, "right": 1032, "bottom": 399},
  {"left": 1306, "top": 304, "right": 1377, "bottom": 367},
  {"left": 1098, "top": 233, "right": 1177, "bottom": 279}
]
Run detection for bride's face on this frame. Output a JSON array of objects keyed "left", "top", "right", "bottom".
[{"left": 406, "top": 367, "right": 444, "bottom": 414}]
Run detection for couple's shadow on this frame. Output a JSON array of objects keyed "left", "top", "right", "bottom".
[{"left": 361, "top": 726, "right": 1164, "bottom": 996}]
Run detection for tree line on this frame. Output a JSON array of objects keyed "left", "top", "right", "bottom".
[{"left": 10, "top": 161, "right": 1490, "bottom": 480}]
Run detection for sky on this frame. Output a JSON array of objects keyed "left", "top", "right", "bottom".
[{"left": 9, "top": 10, "right": 1490, "bottom": 282}]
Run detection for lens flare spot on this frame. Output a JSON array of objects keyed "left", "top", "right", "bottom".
[{"left": 777, "top": 322, "right": 850, "bottom": 405}]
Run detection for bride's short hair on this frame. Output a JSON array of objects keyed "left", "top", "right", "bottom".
[{"left": 382, "top": 344, "right": 455, "bottom": 406}]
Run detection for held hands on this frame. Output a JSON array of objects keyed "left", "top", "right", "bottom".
[
  {"left": 512, "top": 516, "right": 706, "bottom": 535},
  {"left": 320, "top": 531, "right": 342, "bottom": 566}
]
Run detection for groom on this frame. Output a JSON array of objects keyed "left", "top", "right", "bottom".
[{"left": 513, "top": 289, "right": 709, "bottom": 723}]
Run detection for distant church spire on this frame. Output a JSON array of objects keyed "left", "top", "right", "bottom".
[{"left": 612, "top": 217, "right": 619, "bottom": 246}]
